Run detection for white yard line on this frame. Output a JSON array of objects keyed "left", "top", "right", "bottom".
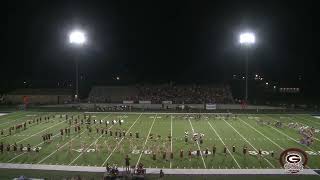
[
  {"left": 265, "top": 116, "right": 319, "bottom": 152},
  {"left": 266, "top": 115, "right": 320, "bottom": 142},
  {"left": 266, "top": 124, "right": 318, "bottom": 153},
  {"left": 134, "top": 114, "right": 157, "bottom": 168},
  {"left": 68, "top": 114, "right": 113, "bottom": 165},
  {"left": 0, "top": 113, "right": 30, "bottom": 126},
  {"left": 86, "top": 112, "right": 232, "bottom": 115},
  {"left": 296, "top": 115, "right": 320, "bottom": 126},
  {"left": 68, "top": 134, "right": 103, "bottom": 165},
  {"left": 7, "top": 132, "right": 61, "bottom": 162},
  {"left": 0, "top": 113, "right": 70, "bottom": 141},
  {"left": 170, "top": 115, "right": 173, "bottom": 168},
  {"left": 1, "top": 163, "right": 320, "bottom": 175},
  {"left": 101, "top": 113, "right": 143, "bottom": 167},
  {"left": 207, "top": 121, "right": 241, "bottom": 169},
  {"left": 6, "top": 115, "right": 78, "bottom": 162},
  {"left": 293, "top": 116, "right": 320, "bottom": 128},
  {"left": 38, "top": 130, "right": 87, "bottom": 164},
  {"left": 238, "top": 118, "right": 284, "bottom": 151},
  {"left": 222, "top": 119, "right": 275, "bottom": 168},
  {"left": 188, "top": 119, "right": 207, "bottom": 169},
  {"left": 14, "top": 121, "right": 65, "bottom": 144}
]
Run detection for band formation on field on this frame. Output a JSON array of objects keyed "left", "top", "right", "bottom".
[{"left": 0, "top": 112, "right": 319, "bottom": 170}]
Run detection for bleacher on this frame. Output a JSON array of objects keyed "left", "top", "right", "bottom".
[
  {"left": 89, "top": 84, "right": 234, "bottom": 104},
  {"left": 89, "top": 86, "right": 138, "bottom": 103}
]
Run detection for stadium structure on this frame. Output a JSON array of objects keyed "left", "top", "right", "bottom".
[{"left": 0, "top": 85, "right": 319, "bottom": 179}]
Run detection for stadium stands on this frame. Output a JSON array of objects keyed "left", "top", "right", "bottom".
[
  {"left": 89, "top": 86, "right": 138, "bottom": 103},
  {"left": 89, "top": 84, "right": 234, "bottom": 104}
]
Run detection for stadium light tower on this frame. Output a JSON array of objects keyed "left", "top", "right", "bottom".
[
  {"left": 69, "top": 30, "right": 86, "bottom": 101},
  {"left": 239, "top": 32, "right": 255, "bottom": 102}
]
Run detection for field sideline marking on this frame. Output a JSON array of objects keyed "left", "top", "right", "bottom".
[
  {"left": 170, "top": 115, "right": 173, "bottom": 168},
  {"left": 290, "top": 116, "right": 320, "bottom": 142},
  {"left": 265, "top": 116, "right": 319, "bottom": 153},
  {"left": 222, "top": 119, "right": 275, "bottom": 168},
  {"left": 207, "top": 121, "right": 241, "bottom": 169},
  {"left": 238, "top": 118, "right": 284, "bottom": 151},
  {"left": 267, "top": 115, "right": 320, "bottom": 142},
  {"left": 36, "top": 113, "right": 96, "bottom": 164},
  {"left": 188, "top": 119, "right": 207, "bottom": 169},
  {"left": 287, "top": 115, "right": 320, "bottom": 128},
  {"left": 12, "top": 120, "right": 65, "bottom": 144},
  {"left": 242, "top": 117, "right": 312, "bottom": 169},
  {"left": 37, "top": 130, "right": 87, "bottom": 164},
  {"left": 0, "top": 113, "right": 67, "bottom": 141},
  {"left": 295, "top": 115, "right": 320, "bottom": 126},
  {"left": 0, "top": 112, "right": 33, "bottom": 128},
  {"left": 0, "top": 112, "right": 29, "bottom": 126},
  {"left": 134, "top": 114, "right": 157, "bottom": 168},
  {"left": 68, "top": 114, "right": 112, "bottom": 165},
  {"left": 7, "top": 114, "right": 78, "bottom": 162},
  {"left": 7, "top": 132, "right": 61, "bottom": 162},
  {"left": 101, "top": 113, "right": 143, "bottom": 167}
]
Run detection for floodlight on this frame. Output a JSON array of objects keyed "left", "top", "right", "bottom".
[
  {"left": 239, "top": 32, "right": 255, "bottom": 44},
  {"left": 69, "top": 30, "right": 86, "bottom": 45}
]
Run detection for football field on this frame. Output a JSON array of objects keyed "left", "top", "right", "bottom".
[{"left": 0, "top": 111, "right": 319, "bottom": 170}]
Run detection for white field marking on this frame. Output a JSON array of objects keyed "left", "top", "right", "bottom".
[
  {"left": 207, "top": 121, "right": 241, "bottom": 169},
  {"left": 101, "top": 113, "right": 143, "bottom": 166},
  {"left": 6, "top": 114, "right": 79, "bottom": 162},
  {"left": 68, "top": 135, "right": 102, "bottom": 165},
  {"left": 85, "top": 112, "right": 233, "bottom": 115},
  {"left": 170, "top": 115, "right": 173, "bottom": 168},
  {"left": 14, "top": 121, "right": 65, "bottom": 144},
  {"left": 238, "top": 118, "right": 284, "bottom": 151},
  {"left": 266, "top": 123, "right": 318, "bottom": 153},
  {"left": 7, "top": 132, "right": 61, "bottom": 162},
  {"left": 272, "top": 116, "right": 320, "bottom": 142},
  {"left": 38, "top": 130, "right": 86, "bottom": 164},
  {"left": 300, "top": 115, "right": 320, "bottom": 125},
  {"left": 0, "top": 112, "right": 75, "bottom": 140},
  {"left": 0, "top": 112, "right": 27, "bottom": 119},
  {"left": 135, "top": 114, "right": 157, "bottom": 168},
  {"left": 68, "top": 114, "right": 113, "bottom": 165},
  {"left": 294, "top": 115, "right": 320, "bottom": 126},
  {"left": 222, "top": 119, "right": 275, "bottom": 168},
  {"left": 0, "top": 113, "right": 8, "bottom": 117},
  {"left": 8, "top": 115, "right": 82, "bottom": 162},
  {"left": 259, "top": 116, "right": 315, "bottom": 169},
  {"left": 285, "top": 115, "right": 320, "bottom": 127},
  {"left": 265, "top": 115, "right": 319, "bottom": 151},
  {"left": 0, "top": 112, "right": 30, "bottom": 126},
  {"left": 188, "top": 119, "right": 207, "bottom": 169}
]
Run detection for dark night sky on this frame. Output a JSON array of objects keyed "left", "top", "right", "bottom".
[{"left": 5, "top": 0, "right": 317, "bottom": 95}]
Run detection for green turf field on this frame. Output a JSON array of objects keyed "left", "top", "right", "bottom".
[{"left": 0, "top": 111, "right": 319, "bottom": 169}]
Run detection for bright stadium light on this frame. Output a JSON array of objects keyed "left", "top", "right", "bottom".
[
  {"left": 68, "top": 29, "right": 87, "bottom": 102},
  {"left": 239, "top": 31, "right": 256, "bottom": 103},
  {"left": 69, "top": 30, "right": 86, "bottom": 45},
  {"left": 239, "top": 32, "right": 255, "bottom": 45}
]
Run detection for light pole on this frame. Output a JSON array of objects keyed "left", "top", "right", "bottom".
[
  {"left": 239, "top": 32, "right": 255, "bottom": 102},
  {"left": 69, "top": 30, "right": 86, "bottom": 101}
]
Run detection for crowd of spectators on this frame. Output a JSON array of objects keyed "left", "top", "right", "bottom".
[
  {"left": 136, "top": 84, "right": 233, "bottom": 104},
  {"left": 89, "top": 84, "right": 234, "bottom": 104}
]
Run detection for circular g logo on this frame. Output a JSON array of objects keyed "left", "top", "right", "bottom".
[
  {"left": 279, "top": 148, "right": 308, "bottom": 168},
  {"left": 286, "top": 153, "right": 301, "bottom": 163}
]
